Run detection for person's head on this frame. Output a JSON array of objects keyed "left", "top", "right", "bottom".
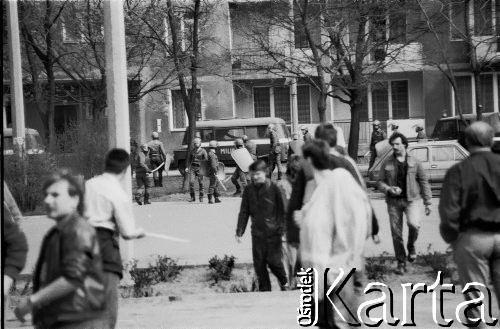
[
  {"left": 372, "top": 120, "right": 381, "bottom": 130},
  {"left": 415, "top": 124, "right": 423, "bottom": 132},
  {"left": 105, "top": 148, "right": 130, "bottom": 175},
  {"left": 234, "top": 138, "right": 244, "bottom": 148},
  {"left": 242, "top": 135, "right": 249, "bottom": 143},
  {"left": 292, "top": 132, "right": 300, "bottom": 140},
  {"left": 314, "top": 122, "right": 337, "bottom": 148},
  {"left": 209, "top": 140, "right": 218, "bottom": 149},
  {"left": 43, "top": 170, "right": 84, "bottom": 219},
  {"left": 267, "top": 124, "right": 275, "bottom": 133},
  {"left": 302, "top": 139, "right": 330, "bottom": 170},
  {"left": 286, "top": 154, "right": 302, "bottom": 181},
  {"left": 151, "top": 131, "right": 159, "bottom": 139},
  {"left": 249, "top": 159, "right": 267, "bottom": 184},
  {"left": 193, "top": 137, "right": 201, "bottom": 148},
  {"left": 464, "top": 121, "right": 494, "bottom": 151},
  {"left": 140, "top": 143, "right": 149, "bottom": 153},
  {"left": 389, "top": 132, "right": 408, "bottom": 156},
  {"left": 391, "top": 123, "right": 399, "bottom": 131},
  {"left": 300, "top": 126, "right": 308, "bottom": 134}
]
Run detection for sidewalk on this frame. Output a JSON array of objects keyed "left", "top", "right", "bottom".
[{"left": 5, "top": 288, "right": 498, "bottom": 328}]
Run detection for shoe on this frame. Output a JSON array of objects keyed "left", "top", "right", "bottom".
[
  {"left": 394, "top": 263, "right": 406, "bottom": 275},
  {"left": 199, "top": 194, "right": 204, "bottom": 203},
  {"left": 232, "top": 190, "right": 241, "bottom": 197},
  {"left": 189, "top": 193, "right": 196, "bottom": 202},
  {"left": 408, "top": 252, "right": 417, "bottom": 263},
  {"left": 214, "top": 197, "right": 221, "bottom": 203},
  {"left": 208, "top": 195, "right": 214, "bottom": 204},
  {"left": 280, "top": 283, "right": 290, "bottom": 291},
  {"left": 135, "top": 196, "right": 143, "bottom": 206},
  {"left": 144, "top": 195, "right": 151, "bottom": 205}
]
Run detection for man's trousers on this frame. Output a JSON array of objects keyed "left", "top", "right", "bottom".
[
  {"left": 387, "top": 198, "right": 421, "bottom": 264},
  {"left": 252, "top": 235, "right": 288, "bottom": 291}
]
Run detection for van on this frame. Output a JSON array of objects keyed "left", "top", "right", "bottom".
[
  {"left": 173, "top": 117, "right": 291, "bottom": 170},
  {"left": 3, "top": 128, "right": 45, "bottom": 155}
]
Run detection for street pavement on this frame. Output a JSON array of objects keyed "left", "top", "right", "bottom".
[{"left": 18, "top": 197, "right": 448, "bottom": 274}]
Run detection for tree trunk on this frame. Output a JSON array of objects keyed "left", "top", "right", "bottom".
[
  {"left": 317, "top": 91, "right": 327, "bottom": 123},
  {"left": 347, "top": 90, "right": 361, "bottom": 159},
  {"left": 46, "top": 65, "right": 56, "bottom": 151},
  {"left": 473, "top": 72, "right": 483, "bottom": 121}
]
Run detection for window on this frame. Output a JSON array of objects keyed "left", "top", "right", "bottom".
[
  {"left": 432, "top": 146, "right": 457, "bottom": 161},
  {"left": 274, "top": 86, "right": 291, "bottom": 123},
  {"left": 245, "top": 126, "right": 269, "bottom": 139},
  {"left": 474, "top": 0, "right": 493, "bottom": 36},
  {"left": 389, "top": 2, "right": 407, "bottom": 43},
  {"left": 372, "top": 82, "right": 389, "bottom": 121},
  {"left": 182, "top": 129, "right": 212, "bottom": 144},
  {"left": 171, "top": 89, "right": 201, "bottom": 129},
  {"left": 214, "top": 128, "right": 245, "bottom": 141},
  {"left": 450, "top": 1, "right": 466, "bottom": 40},
  {"left": 61, "top": 18, "right": 82, "bottom": 44},
  {"left": 294, "top": 1, "right": 321, "bottom": 48},
  {"left": 480, "top": 75, "right": 494, "bottom": 112},
  {"left": 409, "top": 147, "right": 429, "bottom": 162},
  {"left": 297, "top": 85, "right": 311, "bottom": 123},
  {"left": 455, "top": 76, "right": 473, "bottom": 114},
  {"left": 253, "top": 88, "right": 271, "bottom": 118},
  {"left": 391, "top": 80, "right": 409, "bottom": 119}
]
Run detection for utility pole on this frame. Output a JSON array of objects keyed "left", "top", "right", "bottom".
[
  {"left": 7, "top": 0, "right": 26, "bottom": 157},
  {"left": 103, "top": 0, "right": 134, "bottom": 263},
  {"left": 289, "top": 0, "right": 299, "bottom": 134}
]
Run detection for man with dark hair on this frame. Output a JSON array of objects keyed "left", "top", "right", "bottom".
[
  {"left": 15, "top": 170, "right": 106, "bottom": 328},
  {"left": 236, "top": 159, "right": 288, "bottom": 291},
  {"left": 378, "top": 132, "right": 432, "bottom": 275},
  {"left": 439, "top": 122, "right": 500, "bottom": 324},
  {"left": 85, "top": 148, "right": 145, "bottom": 328},
  {"left": 147, "top": 132, "right": 168, "bottom": 187}
]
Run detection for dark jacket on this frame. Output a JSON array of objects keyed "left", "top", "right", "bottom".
[
  {"left": 33, "top": 213, "right": 105, "bottom": 328},
  {"left": 439, "top": 151, "right": 500, "bottom": 243},
  {"left": 286, "top": 153, "right": 376, "bottom": 243},
  {"left": 147, "top": 139, "right": 167, "bottom": 161},
  {"left": 370, "top": 129, "right": 387, "bottom": 150},
  {"left": 378, "top": 153, "right": 432, "bottom": 206},
  {"left": 189, "top": 147, "right": 208, "bottom": 167},
  {"left": 207, "top": 149, "right": 218, "bottom": 175},
  {"left": 2, "top": 204, "right": 28, "bottom": 279},
  {"left": 237, "top": 179, "right": 285, "bottom": 238},
  {"left": 134, "top": 152, "right": 151, "bottom": 174}
]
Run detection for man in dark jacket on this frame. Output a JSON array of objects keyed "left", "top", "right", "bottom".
[
  {"left": 3, "top": 182, "right": 28, "bottom": 299},
  {"left": 439, "top": 122, "right": 500, "bottom": 324},
  {"left": 267, "top": 124, "right": 283, "bottom": 180},
  {"left": 236, "top": 160, "right": 288, "bottom": 291},
  {"left": 207, "top": 140, "right": 222, "bottom": 204},
  {"left": 369, "top": 120, "right": 387, "bottom": 169},
  {"left": 134, "top": 144, "right": 152, "bottom": 205},
  {"left": 147, "top": 131, "right": 168, "bottom": 187},
  {"left": 15, "top": 171, "right": 106, "bottom": 328},
  {"left": 378, "top": 132, "right": 432, "bottom": 274}
]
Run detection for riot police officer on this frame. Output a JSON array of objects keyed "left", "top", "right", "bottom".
[
  {"left": 267, "top": 124, "right": 283, "bottom": 180},
  {"left": 147, "top": 132, "right": 167, "bottom": 187},
  {"left": 187, "top": 137, "right": 207, "bottom": 202},
  {"left": 231, "top": 138, "right": 247, "bottom": 196},
  {"left": 134, "top": 144, "right": 152, "bottom": 205},
  {"left": 207, "top": 140, "right": 222, "bottom": 204}
]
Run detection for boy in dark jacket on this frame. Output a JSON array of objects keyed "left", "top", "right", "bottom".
[
  {"left": 236, "top": 160, "right": 288, "bottom": 291},
  {"left": 207, "top": 140, "right": 221, "bottom": 204}
]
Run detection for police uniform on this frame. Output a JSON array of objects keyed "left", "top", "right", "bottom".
[
  {"left": 244, "top": 140, "right": 257, "bottom": 161},
  {"left": 231, "top": 144, "right": 248, "bottom": 195},
  {"left": 369, "top": 128, "right": 387, "bottom": 168},
  {"left": 189, "top": 146, "right": 208, "bottom": 201},
  {"left": 134, "top": 151, "right": 151, "bottom": 205},
  {"left": 147, "top": 139, "right": 167, "bottom": 187},
  {"left": 267, "top": 129, "right": 283, "bottom": 180},
  {"left": 207, "top": 148, "right": 221, "bottom": 203}
]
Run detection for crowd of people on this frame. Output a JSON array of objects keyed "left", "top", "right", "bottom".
[{"left": 3, "top": 120, "right": 499, "bottom": 328}]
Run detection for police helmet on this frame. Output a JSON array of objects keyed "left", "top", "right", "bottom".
[
  {"left": 141, "top": 144, "right": 149, "bottom": 151},
  {"left": 193, "top": 137, "right": 201, "bottom": 146},
  {"left": 209, "top": 140, "right": 218, "bottom": 148},
  {"left": 372, "top": 120, "right": 381, "bottom": 126},
  {"left": 300, "top": 125, "right": 308, "bottom": 132},
  {"left": 234, "top": 138, "right": 244, "bottom": 147},
  {"left": 151, "top": 131, "right": 159, "bottom": 139},
  {"left": 242, "top": 135, "right": 249, "bottom": 142}
]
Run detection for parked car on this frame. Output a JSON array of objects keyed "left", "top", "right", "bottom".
[
  {"left": 366, "top": 139, "right": 469, "bottom": 192},
  {"left": 173, "top": 117, "right": 291, "bottom": 171},
  {"left": 3, "top": 128, "right": 45, "bottom": 155},
  {"left": 431, "top": 112, "right": 500, "bottom": 151}
]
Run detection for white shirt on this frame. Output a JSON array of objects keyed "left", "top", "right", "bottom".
[{"left": 85, "top": 173, "right": 137, "bottom": 236}]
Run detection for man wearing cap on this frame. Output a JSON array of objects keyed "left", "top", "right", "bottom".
[
  {"left": 231, "top": 138, "right": 248, "bottom": 196},
  {"left": 267, "top": 124, "right": 284, "bottom": 180},
  {"left": 207, "top": 140, "right": 222, "bottom": 204},
  {"left": 288, "top": 132, "right": 304, "bottom": 157},
  {"left": 369, "top": 120, "right": 387, "bottom": 169},
  {"left": 147, "top": 132, "right": 168, "bottom": 187},
  {"left": 300, "top": 126, "right": 313, "bottom": 143},
  {"left": 134, "top": 144, "right": 152, "bottom": 205},
  {"left": 187, "top": 137, "right": 207, "bottom": 202}
]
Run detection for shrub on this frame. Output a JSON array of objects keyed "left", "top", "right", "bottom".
[
  {"left": 417, "top": 245, "right": 455, "bottom": 279},
  {"left": 208, "top": 255, "right": 236, "bottom": 283},
  {"left": 4, "top": 153, "right": 58, "bottom": 212},
  {"left": 128, "top": 260, "right": 157, "bottom": 298},
  {"left": 365, "top": 253, "right": 393, "bottom": 281},
  {"left": 154, "top": 255, "right": 182, "bottom": 282}
]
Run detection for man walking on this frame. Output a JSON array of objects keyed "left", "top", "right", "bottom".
[
  {"left": 134, "top": 144, "right": 152, "bottom": 205},
  {"left": 207, "top": 140, "right": 222, "bottom": 204},
  {"left": 84, "top": 149, "right": 145, "bottom": 328},
  {"left": 236, "top": 160, "right": 288, "bottom": 291},
  {"left": 369, "top": 120, "right": 387, "bottom": 169},
  {"left": 378, "top": 132, "right": 432, "bottom": 274},
  {"left": 439, "top": 122, "right": 500, "bottom": 325},
  {"left": 267, "top": 124, "right": 283, "bottom": 180},
  {"left": 231, "top": 138, "right": 248, "bottom": 196},
  {"left": 187, "top": 137, "right": 208, "bottom": 202},
  {"left": 147, "top": 132, "right": 168, "bottom": 187},
  {"left": 300, "top": 125, "right": 313, "bottom": 142}
]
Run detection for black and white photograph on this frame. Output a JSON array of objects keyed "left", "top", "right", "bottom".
[{"left": 2, "top": 0, "right": 500, "bottom": 328}]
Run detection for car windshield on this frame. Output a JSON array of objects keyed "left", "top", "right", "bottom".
[
  {"left": 431, "top": 119, "right": 469, "bottom": 140},
  {"left": 181, "top": 129, "right": 213, "bottom": 145}
]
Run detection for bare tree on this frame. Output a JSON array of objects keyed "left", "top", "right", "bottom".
[{"left": 233, "top": 0, "right": 423, "bottom": 158}]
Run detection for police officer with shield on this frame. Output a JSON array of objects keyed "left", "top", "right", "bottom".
[{"left": 148, "top": 132, "right": 167, "bottom": 187}]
